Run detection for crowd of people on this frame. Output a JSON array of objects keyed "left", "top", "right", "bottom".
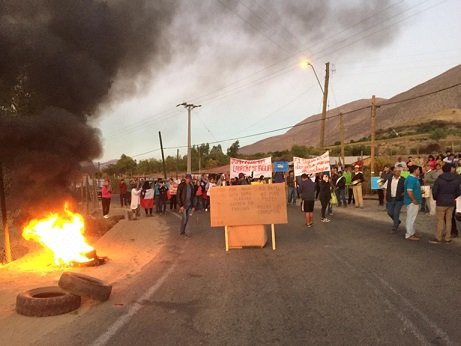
[
  {"left": 296, "top": 152, "right": 461, "bottom": 244},
  {"left": 100, "top": 151, "right": 461, "bottom": 242}
]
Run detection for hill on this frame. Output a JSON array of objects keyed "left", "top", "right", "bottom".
[{"left": 240, "top": 64, "right": 461, "bottom": 155}]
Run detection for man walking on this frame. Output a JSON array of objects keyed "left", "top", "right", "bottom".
[
  {"left": 286, "top": 170, "right": 296, "bottom": 206},
  {"left": 177, "top": 174, "right": 195, "bottom": 237},
  {"left": 430, "top": 164, "right": 461, "bottom": 244},
  {"left": 404, "top": 165, "right": 422, "bottom": 241},
  {"left": 299, "top": 174, "right": 316, "bottom": 228},
  {"left": 351, "top": 165, "right": 365, "bottom": 208},
  {"left": 335, "top": 171, "right": 347, "bottom": 207},
  {"left": 384, "top": 166, "right": 405, "bottom": 232}
]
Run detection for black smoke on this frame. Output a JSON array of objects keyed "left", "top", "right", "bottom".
[{"left": 0, "top": 0, "right": 177, "bottom": 215}]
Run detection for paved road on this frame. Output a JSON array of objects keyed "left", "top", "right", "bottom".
[{"left": 37, "top": 206, "right": 461, "bottom": 345}]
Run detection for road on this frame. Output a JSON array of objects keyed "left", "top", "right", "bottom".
[{"left": 35, "top": 206, "right": 461, "bottom": 346}]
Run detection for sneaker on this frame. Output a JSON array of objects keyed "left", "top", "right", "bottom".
[
  {"left": 429, "top": 238, "right": 442, "bottom": 244},
  {"left": 444, "top": 239, "right": 453, "bottom": 244},
  {"left": 321, "top": 218, "right": 331, "bottom": 223},
  {"left": 307, "top": 223, "right": 312, "bottom": 228},
  {"left": 103, "top": 215, "right": 109, "bottom": 219}
]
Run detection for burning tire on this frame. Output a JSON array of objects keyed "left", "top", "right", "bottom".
[
  {"left": 16, "top": 286, "right": 81, "bottom": 317},
  {"left": 59, "top": 272, "right": 112, "bottom": 302}
]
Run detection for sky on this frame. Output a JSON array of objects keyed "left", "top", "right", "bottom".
[{"left": 92, "top": 0, "right": 461, "bottom": 163}]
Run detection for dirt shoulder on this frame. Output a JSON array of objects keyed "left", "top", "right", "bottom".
[{"left": 0, "top": 208, "right": 173, "bottom": 346}]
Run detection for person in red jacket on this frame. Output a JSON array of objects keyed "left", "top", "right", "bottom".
[{"left": 119, "top": 179, "right": 128, "bottom": 207}]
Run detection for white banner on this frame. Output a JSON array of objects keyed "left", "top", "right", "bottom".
[
  {"left": 230, "top": 157, "right": 272, "bottom": 179},
  {"left": 293, "top": 151, "right": 331, "bottom": 176}
]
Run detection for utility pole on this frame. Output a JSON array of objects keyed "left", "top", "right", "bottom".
[
  {"left": 176, "top": 102, "right": 202, "bottom": 174},
  {"left": 319, "top": 62, "right": 330, "bottom": 150},
  {"left": 176, "top": 148, "right": 179, "bottom": 180},
  {"left": 370, "top": 95, "right": 378, "bottom": 176},
  {"left": 159, "top": 131, "right": 167, "bottom": 179},
  {"left": 0, "top": 163, "right": 12, "bottom": 263},
  {"left": 339, "top": 112, "right": 345, "bottom": 169}
]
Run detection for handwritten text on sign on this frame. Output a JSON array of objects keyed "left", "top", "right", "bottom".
[
  {"left": 293, "top": 151, "right": 331, "bottom": 176},
  {"left": 210, "top": 184, "right": 288, "bottom": 227},
  {"left": 230, "top": 157, "right": 272, "bottom": 178}
]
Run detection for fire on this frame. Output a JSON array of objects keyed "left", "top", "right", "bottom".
[{"left": 22, "top": 204, "right": 94, "bottom": 265}]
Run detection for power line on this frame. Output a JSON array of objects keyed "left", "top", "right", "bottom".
[
  {"left": 103, "top": 0, "right": 443, "bottom": 141},
  {"left": 127, "top": 81, "right": 461, "bottom": 159}
]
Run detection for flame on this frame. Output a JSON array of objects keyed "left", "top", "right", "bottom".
[{"left": 22, "top": 204, "right": 94, "bottom": 265}]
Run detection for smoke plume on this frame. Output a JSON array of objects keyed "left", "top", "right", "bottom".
[{"left": 0, "top": 0, "right": 177, "bottom": 215}]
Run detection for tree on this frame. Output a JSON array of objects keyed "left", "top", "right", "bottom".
[
  {"left": 209, "top": 145, "right": 228, "bottom": 166},
  {"left": 116, "top": 154, "right": 137, "bottom": 175},
  {"left": 227, "top": 140, "right": 240, "bottom": 157}
]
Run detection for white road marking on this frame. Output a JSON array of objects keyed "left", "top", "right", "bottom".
[
  {"left": 90, "top": 262, "right": 178, "bottom": 346},
  {"left": 91, "top": 215, "right": 187, "bottom": 346}
]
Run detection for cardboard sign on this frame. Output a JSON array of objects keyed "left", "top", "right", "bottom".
[
  {"left": 293, "top": 151, "right": 330, "bottom": 176},
  {"left": 274, "top": 161, "right": 289, "bottom": 172},
  {"left": 230, "top": 157, "right": 272, "bottom": 179},
  {"left": 210, "top": 184, "right": 288, "bottom": 227}
]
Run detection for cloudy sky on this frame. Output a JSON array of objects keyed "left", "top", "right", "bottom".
[{"left": 93, "top": 0, "right": 461, "bottom": 163}]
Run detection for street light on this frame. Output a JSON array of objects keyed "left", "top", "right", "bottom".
[
  {"left": 301, "top": 59, "right": 330, "bottom": 149},
  {"left": 301, "top": 59, "right": 323, "bottom": 94}
]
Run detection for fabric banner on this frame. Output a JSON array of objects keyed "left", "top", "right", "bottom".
[
  {"left": 293, "top": 151, "right": 330, "bottom": 176},
  {"left": 230, "top": 157, "right": 272, "bottom": 178},
  {"left": 274, "top": 161, "right": 289, "bottom": 173}
]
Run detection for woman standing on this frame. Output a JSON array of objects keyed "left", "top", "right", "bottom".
[
  {"left": 101, "top": 178, "right": 112, "bottom": 219},
  {"left": 319, "top": 174, "right": 332, "bottom": 223},
  {"left": 140, "top": 180, "right": 154, "bottom": 216}
]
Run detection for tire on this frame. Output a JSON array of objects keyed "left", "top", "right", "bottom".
[
  {"left": 59, "top": 272, "right": 112, "bottom": 302},
  {"left": 16, "top": 286, "right": 81, "bottom": 317}
]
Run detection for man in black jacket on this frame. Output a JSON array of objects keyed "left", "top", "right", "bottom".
[
  {"left": 431, "top": 164, "right": 461, "bottom": 243},
  {"left": 335, "top": 171, "right": 347, "bottom": 207},
  {"left": 299, "top": 174, "right": 316, "bottom": 227},
  {"left": 384, "top": 166, "right": 406, "bottom": 232},
  {"left": 177, "top": 174, "right": 195, "bottom": 237}
]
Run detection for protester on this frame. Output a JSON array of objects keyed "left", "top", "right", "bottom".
[
  {"left": 426, "top": 155, "right": 437, "bottom": 170},
  {"left": 169, "top": 178, "right": 178, "bottom": 211},
  {"left": 286, "top": 170, "right": 296, "bottom": 206},
  {"left": 343, "top": 166, "right": 354, "bottom": 205},
  {"left": 238, "top": 173, "right": 248, "bottom": 185},
  {"left": 158, "top": 179, "right": 168, "bottom": 215},
  {"left": 101, "top": 178, "right": 112, "bottom": 219},
  {"left": 140, "top": 180, "right": 154, "bottom": 216},
  {"left": 299, "top": 174, "right": 316, "bottom": 227},
  {"left": 430, "top": 164, "right": 461, "bottom": 244},
  {"left": 335, "top": 171, "right": 347, "bottom": 207},
  {"left": 395, "top": 157, "right": 407, "bottom": 169},
  {"left": 319, "top": 174, "right": 332, "bottom": 223},
  {"left": 403, "top": 165, "right": 422, "bottom": 241},
  {"left": 351, "top": 165, "right": 365, "bottom": 208},
  {"left": 177, "top": 174, "right": 195, "bottom": 237},
  {"left": 130, "top": 183, "right": 141, "bottom": 219},
  {"left": 384, "top": 166, "right": 405, "bottom": 232},
  {"left": 119, "top": 179, "right": 128, "bottom": 207},
  {"left": 378, "top": 165, "right": 392, "bottom": 206},
  {"left": 205, "top": 177, "right": 217, "bottom": 211}
]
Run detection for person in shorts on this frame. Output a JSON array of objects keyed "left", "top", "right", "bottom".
[{"left": 299, "top": 173, "right": 316, "bottom": 227}]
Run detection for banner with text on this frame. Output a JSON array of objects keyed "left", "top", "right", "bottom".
[
  {"left": 230, "top": 157, "right": 272, "bottom": 179},
  {"left": 293, "top": 151, "right": 331, "bottom": 176}
]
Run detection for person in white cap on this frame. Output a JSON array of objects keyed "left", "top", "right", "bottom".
[{"left": 351, "top": 165, "right": 365, "bottom": 208}]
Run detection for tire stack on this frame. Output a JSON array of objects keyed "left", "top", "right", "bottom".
[{"left": 16, "top": 272, "right": 112, "bottom": 317}]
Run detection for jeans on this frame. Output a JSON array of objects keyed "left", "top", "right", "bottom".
[
  {"left": 386, "top": 198, "right": 403, "bottom": 230},
  {"left": 180, "top": 207, "right": 192, "bottom": 234},
  {"left": 405, "top": 203, "right": 420, "bottom": 238},
  {"left": 287, "top": 186, "right": 296, "bottom": 205},
  {"left": 336, "top": 188, "right": 346, "bottom": 206},
  {"left": 170, "top": 195, "right": 177, "bottom": 210},
  {"left": 120, "top": 192, "right": 128, "bottom": 207},
  {"left": 436, "top": 206, "right": 454, "bottom": 241}
]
